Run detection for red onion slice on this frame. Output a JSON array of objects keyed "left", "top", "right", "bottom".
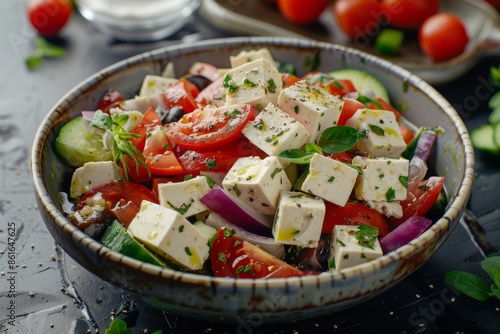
[
  {"left": 413, "top": 130, "right": 437, "bottom": 162},
  {"left": 200, "top": 185, "right": 273, "bottom": 235},
  {"left": 379, "top": 215, "right": 433, "bottom": 254}
]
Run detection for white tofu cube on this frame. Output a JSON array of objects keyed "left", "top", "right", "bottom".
[
  {"left": 300, "top": 153, "right": 359, "bottom": 207},
  {"left": 352, "top": 156, "right": 409, "bottom": 202},
  {"left": 273, "top": 191, "right": 325, "bottom": 247},
  {"left": 223, "top": 58, "right": 282, "bottom": 108},
  {"left": 241, "top": 103, "right": 309, "bottom": 157},
  {"left": 139, "top": 75, "right": 178, "bottom": 96},
  {"left": 222, "top": 156, "right": 291, "bottom": 215},
  {"left": 328, "top": 225, "right": 383, "bottom": 271},
  {"left": 70, "top": 161, "right": 122, "bottom": 198},
  {"left": 278, "top": 80, "right": 343, "bottom": 142},
  {"left": 128, "top": 200, "right": 209, "bottom": 271},
  {"left": 158, "top": 176, "right": 212, "bottom": 218},
  {"left": 230, "top": 48, "right": 276, "bottom": 68},
  {"left": 345, "top": 108, "right": 407, "bottom": 158}
]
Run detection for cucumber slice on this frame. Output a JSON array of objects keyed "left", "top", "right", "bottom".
[
  {"left": 101, "top": 220, "right": 168, "bottom": 267},
  {"left": 55, "top": 116, "right": 113, "bottom": 167},
  {"left": 329, "top": 69, "right": 390, "bottom": 102},
  {"left": 489, "top": 105, "right": 500, "bottom": 124},
  {"left": 193, "top": 220, "right": 217, "bottom": 247},
  {"left": 493, "top": 122, "right": 500, "bottom": 148},
  {"left": 470, "top": 124, "right": 500, "bottom": 155}
]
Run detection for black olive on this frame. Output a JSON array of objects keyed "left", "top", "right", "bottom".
[
  {"left": 164, "top": 106, "right": 186, "bottom": 124},
  {"left": 184, "top": 75, "right": 212, "bottom": 91}
]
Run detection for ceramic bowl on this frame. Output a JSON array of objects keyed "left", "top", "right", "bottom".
[{"left": 31, "top": 37, "right": 474, "bottom": 323}]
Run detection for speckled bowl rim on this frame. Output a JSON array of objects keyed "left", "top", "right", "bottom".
[{"left": 31, "top": 37, "right": 475, "bottom": 291}]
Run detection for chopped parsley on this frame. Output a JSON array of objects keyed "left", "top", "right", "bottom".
[
  {"left": 232, "top": 184, "right": 241, "bottom": 197},
  {"left": 399, "top": 175, "right": 408, "bottom": 188},
  {"left": 294, "top": 105, "right": 299, "bottom": 114},
  {"left": 328, "top": 176, "right": 335, "bottom": 183},
  {"left": 385, "top": 187, "right": 396, "bottom": 201},
  {"left": 185, "top": 247, "right": 192, "bottom": 256},
  {"left": 223, "top": 228, "right": 235, "bottom": 238},
  {"left": 271, "top": 167, "right": 282, "bottom": 179},
  {"left": 205, "top": 158, "right": 218, "bottom": 170},
  {"left": 356, "top": 224, "right": 379, "bottom": 249},
  {"left": 225, "top": 109, "right": 242, "bottom": 118},
  {"left": 267, "top": 79, "right": 277, "bottom": 93},
  {"left": 167, "top": 198, "right": 194, "bottom": 215},
  {"left": 218, "top": 252, "right": 227, "bottom": 263},
  {"left": 236, "top": 264, "right": 255, "bottom": 275},
  {"left": 223, "top": 74, "right": 239, "bottom": 93},
  {"left": 369, "top": 124, "right": 385, "bottom": 136},
  {"left": 243, "top": 78, "right": 257, "bottom": 87}
]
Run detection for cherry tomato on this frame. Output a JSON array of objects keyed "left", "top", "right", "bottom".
[
  {"left": 27, "top": 0, "right": 73, "bottom": 36},
  {"left": 390, "top": 176, "right": 445, "bottom": 226},
  {"left": 337, "top": 98, "right": 365, "bottom": 126},
  {"left": 96, "top": 89, "right": 126, "bottom": 114},
  {"left": 329, "top": 151, "right": 355, "bottom": 164},
  {"left": 419, "top": 13, "right": 469, "bottom": 62},
  {"left": 322, "top": 202, "right": 391, "bottom": 236},
  {"left": 483, "top": 0, "right": 500, "bottom": 7},
  {"left": 380, "top": 0, "right": 439, "bottom": 30},
  {"left": 175, "top": 137, "right": 267, "bottom": 175},
  {"left": 333, "top": 0, "right": 383, "bottom": 38},
  {"left": 71, "top": 181, "right": 159, "bottom": 230},
  {"left": 276, "top": 0, "right": 328, "bottom": 25},
  {"left": 163, "top": 79, "right": 200, "bottom": 113},
  {"left": 282, "top": 73, "right": 300, "bottom": 88},
  {"left": 165, "top": 104, "right": 255, "bottom": 151},
  {"left": 211, "top": 228, "right": 306, "bottom": 278},
  {"left": 302, "top": 72, "right": 357, "bottom": 96}
]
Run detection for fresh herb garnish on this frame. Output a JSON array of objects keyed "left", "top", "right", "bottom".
[
  {"left": 90, "top": 110, "right": 148, "bottom": 181},
  {"left": 223, "top": 74, "right": 239, "bottom": 93},
  {"left": 385, "top": 187, "right": 396, "bottom": 201},
  {"left": 304, "top": 50, "right": 321, "bottom": 72},
  {"left": 369, "top": 124, "right": 385, "bottom": 136},
  {"left": 357, "top": 94, "right": 383, "bottom": 109},
  {"left": 104, "top": 318, "right": 163, "bottom": 334},
  {"left": 356, "top": 224, "right": 379, "bottom": 249},
  {"left": 271, "top": 167, "right": 282, "bottom": 179},
  {"left": 167, "top": 198, "right": 194, "bottom": 215},
  {"left": 399, "top": 175, "right": 408, "bottom": 188},
  {"left": 278, "top": 142, "right": 322, "bottom": 165},
  {"left": 25, "top": 37, "right": 66, "bottom": 70},
  {"left": 316, "top": 126, "right": 367, "bottom": 154},
  {"left": 445, "top": 255, "right": 500, "bottom": 301}
]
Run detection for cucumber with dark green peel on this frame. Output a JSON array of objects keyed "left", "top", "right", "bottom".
[
  {"left": 328, "top": 68, "right": 390, "bottom": 102},
  {"left": 55, "top": 116, "right": 113, "bottom": 167},
  {"left": 101, "top": 220, "right": 168, "bottom": 268},
  {"left": 470, "top": 124, "right": 500, "bottom": 155},
  {"left": 193, "top": 221, "right": 217, "bottom": 247}
]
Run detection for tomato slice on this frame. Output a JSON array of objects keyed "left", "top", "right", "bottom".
[
  {"left": 282, "top": 72, "right": 300, "bottom": 88},
  {"left": 163, "top": 79, "right": 199, "bottom": 113},
  {"left": 322, "top": 202, "right": 391, "bottom": 236},
  {"left": 390, "top": 176, "right": 445, "bottom": 226},
  {"left": 73, "top": 181, "right": 159, "bottom": 229},
  {"left": 175, "top": 137, "right": 267, "bottom": 175},
  {"left": 302, "top": 72, "right": 356, "bottom": 96},
  {"left": 211, "top": 228, "right": 306, "bottom": 278},
  {"left": 399, "top": 123, "right": 415, "bottom": 144},
  {"left": 195, "top": 77, "right": 223, "bottom": 107},
  {"left": 97, "top": 89, "right": 126, "bottom": 114},
  {"left": 165, "top": 104, "right": 255, "bottom": 151},
  {"left": 143, "top": 125, "right": 183, "bottom": 176},
  {"left": 328, "top": 151, "right": 354, "bottom": 164},
  {"left": 368, "top": 97, "right": 402, "bottom": 120},
  {"left": 337, "top": 98, "right": 365, "bottom": 126},
  {"left": 129, "top": 107, "right": 163, "bottom": 151}
]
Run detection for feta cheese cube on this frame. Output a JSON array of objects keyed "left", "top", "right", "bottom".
[
  {"left": 273, "top": 191, "right": 325, "bottom": 247},
  {"left": 117, "top": 94, "right": 168, "bottom": 114},
  {"left": 128, "top": 200, "right": 209, "bottom": 271},
  {"left": 158, "top": 176, "right": 212, "bottom": 218},
  {"left": 241, "top": 103, "right": 309, "bottom": 157},
  {"left": 328, "top": 225, "right": 383, "bottom": 271},
  {"left": 110, "top": 110, "right": 144, "bottom": 132},
  {"left": 139, "top": 75, "right": 178, "bottom": 96},
  {"left": 70, "top": 161, "right": 122, "bottom": 198},
  {"left": 223, "top": 58, "right": 282, "bottom": 108},
  {"left": 222, "top": 156, "right": 291, "bottom": 215},
  {"left": 345, "top": 108, "right": 407, "bottom": 158},
  {"left": 230, "top": 48, "right": 276, "bottom": 68},
  {"left": 300, "top": 153, "right": 359, "bottom": 207},
  {"left": 352, "top": 156, "right": 409, "bottom": 202},
  {"left": 278, "top": 80, "right": 343, "bottom": 142},
  {"left": 366, "top": 200, "right": 403, "bottom": 219}
]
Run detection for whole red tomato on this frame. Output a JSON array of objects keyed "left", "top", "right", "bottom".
[
  {"left": 419, "top": 13, "right": 469, "bottom": 62},
  {"left": 380, "top": 0, "right": 440, "bottom": 30},
  {"left": 483, "top": 0, "right": 500, "bottom": 8},
  {"left": 333, "top": 0, "right": 383, "bottom": 39},
  {"left": 277, "top": 0, "right": 328, "bottom": 25},
  {"left": 27, "top": 0, "right": 73, "bottom": 36}
]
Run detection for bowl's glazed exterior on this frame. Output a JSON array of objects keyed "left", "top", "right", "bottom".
[{"left": 31, "top": 37, "right": 474, "bottom": 323}]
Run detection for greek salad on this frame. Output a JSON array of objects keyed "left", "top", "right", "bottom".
[{"left": 56, "top": 48, "right": 446, "bottom": 278}]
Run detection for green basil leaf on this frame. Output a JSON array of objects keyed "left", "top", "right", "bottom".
[
  {"left": 445, "top": 271, "right": 492, "bottom": 301},
  {"left": 491, "top": 285, "right": 500, "bottom": 300},
  {"left": 317, "top": 126, "right": 367, "bottom": 154},
  {"left": 481, "top": 255, "right": 500, "bottom": 287},
  {"left": 25, "top": 54, "right": 43, "bottom": 70},
  {"left": 305, "top": 142, "right": 323, "bottom": 155},
  {"left": 105, "top": 318, "right": 132, "bottom": 334},
  {"left": 278, "top": 149, "right": 314, "bottom": 165},
  {"left": 357, "top": 94, "right": 382, "bottom": 109},
  {"left": 294, "top": 165, "right": 309, "bottom": 191}
]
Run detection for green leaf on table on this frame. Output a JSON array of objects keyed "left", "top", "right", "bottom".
[
  {"left": 492, "top": 285, "right": 500, "bottom": 300},
  {"left": 490, "top": 65, "right": 500, "bottom": 87},
  {"left": 445, "top": 271, "right": 492, "bottom": 301},
  {"left": 481, "top": 256, "right": 500, "bottom": 288},
  {"left": 25, "top": 37, "right": 66, "bottom": 70},
  {"left": 317, "top": 126, "right": 367, "bottom": 154},
  {"left": 104, "top": 318, "right": 132, "bottom": 334}
]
